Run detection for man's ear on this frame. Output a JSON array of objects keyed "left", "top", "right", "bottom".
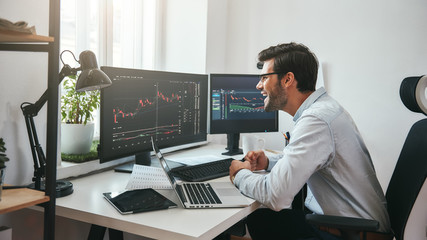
[{"left": 283, "top": 72, "right": 295, "bottom": 87}]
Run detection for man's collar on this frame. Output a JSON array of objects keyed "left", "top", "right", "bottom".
[{"left": 293, "top": 87, "right": 326, "bottom": 122}]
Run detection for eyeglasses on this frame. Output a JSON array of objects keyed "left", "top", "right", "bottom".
[{"left": 259, "top": 72, "right": 285, "bottom": 83}]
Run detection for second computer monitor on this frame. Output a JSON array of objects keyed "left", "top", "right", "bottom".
[{"left": 210, "top": 74, "right": 278, "bottom": 155}]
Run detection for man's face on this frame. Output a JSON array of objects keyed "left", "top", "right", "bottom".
[{"left": 256, "top": 59, "right": 288, "bottom": 112}]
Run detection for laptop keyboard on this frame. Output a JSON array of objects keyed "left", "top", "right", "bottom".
[
  {"left": 171, "top": 158, "right": 234, "bottom": 182},
  {"left": 182, "top": 183, "right": 222, "bottom": 205}
]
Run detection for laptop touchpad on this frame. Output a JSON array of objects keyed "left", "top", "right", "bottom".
[{"left": 216, "top": 188, "right": 241, "bottom": 196}]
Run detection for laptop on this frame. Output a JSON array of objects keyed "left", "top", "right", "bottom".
[{"left": 151, "top": 138, "right": 250, "bottom": 208}]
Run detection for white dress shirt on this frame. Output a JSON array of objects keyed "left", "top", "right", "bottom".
[{"left": 233, "top": 87, "right": 391, "bottom": 232}]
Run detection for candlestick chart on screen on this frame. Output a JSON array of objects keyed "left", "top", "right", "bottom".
[
  {"left": 107, "top": 79, "right": 202, "bottom": 151},
  {"left": 212, "top": 89, "right": 273, "bottom": 120}
]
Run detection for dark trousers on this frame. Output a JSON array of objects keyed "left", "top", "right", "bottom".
[{"left": 246, "top": 208, "right": 342, "bottom": 240}]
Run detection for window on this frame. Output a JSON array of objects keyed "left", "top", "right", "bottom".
[
  {"left": 60, "top": 0, "right": 158, "bottom": 137},
  {"left": 61, "top": 0, "right": 157, "bottom": 68},
  {"left": 57, "top": 0, "right": 208, "bottom": 177},
  {"left": 110, "top": 0, "right": 157, "bottom": 69}
]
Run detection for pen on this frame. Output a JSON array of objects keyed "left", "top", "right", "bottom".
[
  {"left": 282, "top": 131, "right": 290, "bottom": 146},
  {"left": 282, "top": 131, "right": 289, "bottom": 141}
]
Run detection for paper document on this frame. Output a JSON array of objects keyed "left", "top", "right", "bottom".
[
  {"left": 170, "top": 155, "right": 229, "bottom": 166},
  {"left": 126, "top": 165, "right": 172, "bottom": 190}
]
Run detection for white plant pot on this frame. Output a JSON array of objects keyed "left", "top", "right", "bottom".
[{"left": 61, "top": 122, "right": 95, "bottom": 154}]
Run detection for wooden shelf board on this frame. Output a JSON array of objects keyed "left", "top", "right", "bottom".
[
  {"left": 0, "top": 29, "right": 54, "bottom": 43},
  {"left": 0, "top": 188, "right": 49, "bottom": 214}
]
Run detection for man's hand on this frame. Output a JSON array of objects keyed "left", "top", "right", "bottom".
[
  {"left": 229, "top": 150, "right": 269, "bottom": 183},
  {"left": 244, "top": 150, "right": 269, "bottom": 171},
  {"left": 229, "top": 160, "right": 251, "bottom": 183}
]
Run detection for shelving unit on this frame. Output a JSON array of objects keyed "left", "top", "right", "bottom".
[
  {"left": 0, "top": 30, "right": 54, "bottom": 42},
  {"left": 0, "top": 188, "right": 49, "bottom": 215},
  {"left": 0, "top": 0, "right": 60, "bottom": 239}
]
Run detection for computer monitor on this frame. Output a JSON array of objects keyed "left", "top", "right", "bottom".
[
  {"left": 210, "top": 74, "right": 278, "bottom": 155},
  {"left": 99, "top": 67, "right": 208, "bottom": 171}
]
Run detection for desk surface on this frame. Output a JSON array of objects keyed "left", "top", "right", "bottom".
[{"left": 55, "top": 143, "right": 260, "bottom": 240}]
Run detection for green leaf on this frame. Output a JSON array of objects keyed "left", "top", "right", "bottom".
[
  {"left": 60, "top": 74, "right": 100, "bottom": 124},
  {"left": 0, "top": 138, "right": 9, "bottom": 168}
]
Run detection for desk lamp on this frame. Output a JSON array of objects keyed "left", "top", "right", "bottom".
[{"left": 20, "top": 50, "right": 112, "bottom": 197}]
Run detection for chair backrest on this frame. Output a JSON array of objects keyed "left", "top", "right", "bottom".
[{"left": 385, "top": 118, "right": 427, "bottom": 240}]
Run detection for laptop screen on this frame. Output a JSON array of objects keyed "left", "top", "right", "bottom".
[{"left": 151, "top": 137, "right": 177, "bottom": 186}]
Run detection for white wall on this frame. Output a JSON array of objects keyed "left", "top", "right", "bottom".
[
  {"left": 159, "top": 0, "right": 208, "bottom": 74},
  {"left": 0, "top": 0, "right": 51, "bottom": 186}
]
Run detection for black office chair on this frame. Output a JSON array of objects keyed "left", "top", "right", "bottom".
[{"left": 306, "top": 75, "right": 427, "bottom": 240}]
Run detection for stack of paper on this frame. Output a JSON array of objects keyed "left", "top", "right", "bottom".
[{"left": 125, "top": 165, "right": 172, "bottom": 190}]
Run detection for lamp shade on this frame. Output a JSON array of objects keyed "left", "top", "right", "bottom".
[{"left": 75, "top": 50, "right": 112, "bottom": 92}]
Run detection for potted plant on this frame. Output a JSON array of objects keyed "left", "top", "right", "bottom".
[
  {"left": 0, "top": 138, "right": 10, "bottom": 200},
  {"left": 60, "top": 75, "right": 100, "bottom": 154}
]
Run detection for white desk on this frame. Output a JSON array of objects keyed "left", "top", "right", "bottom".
[{"left": 55, "top": 144, "right": 260, "bottom": 240}]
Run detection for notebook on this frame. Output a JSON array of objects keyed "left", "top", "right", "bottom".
[{"left": 151, "top": 137, "right": 250, "bottom": 209}]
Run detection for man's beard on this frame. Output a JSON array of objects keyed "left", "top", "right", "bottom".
[{"left": 264, "top": 89, "right": 287, "bottom": 112}]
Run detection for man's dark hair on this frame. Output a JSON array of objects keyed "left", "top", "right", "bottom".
[{"left": 258, "top": 42, "right": 318, "bottom": 92}]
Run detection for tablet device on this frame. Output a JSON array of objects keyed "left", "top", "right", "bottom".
[{"left": 103, "top": 188, "right": 177, "bottom": 214}]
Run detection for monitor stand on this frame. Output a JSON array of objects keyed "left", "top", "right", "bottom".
[
  {"left": 221, "top": 133, "right": 243, "bottom": 156},
  {"left": 115, "top": 151, "right": 152, "bottom": 173}
]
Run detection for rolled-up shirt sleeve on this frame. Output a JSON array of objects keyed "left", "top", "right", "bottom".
[{"left": 233, "top": 115, "right": 334, "bottom": 211}]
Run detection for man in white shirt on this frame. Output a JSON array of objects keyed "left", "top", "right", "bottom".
[{"left": 229, "top": 42, "right": 391, "bottom": 240}]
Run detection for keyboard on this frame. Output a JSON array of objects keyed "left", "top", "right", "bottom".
[
  {"left": 170, "top": 158, "right": 234, "bottom": 182},
  {"left": 182, "top": 183, "right": 222, "bottom": 204}
]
